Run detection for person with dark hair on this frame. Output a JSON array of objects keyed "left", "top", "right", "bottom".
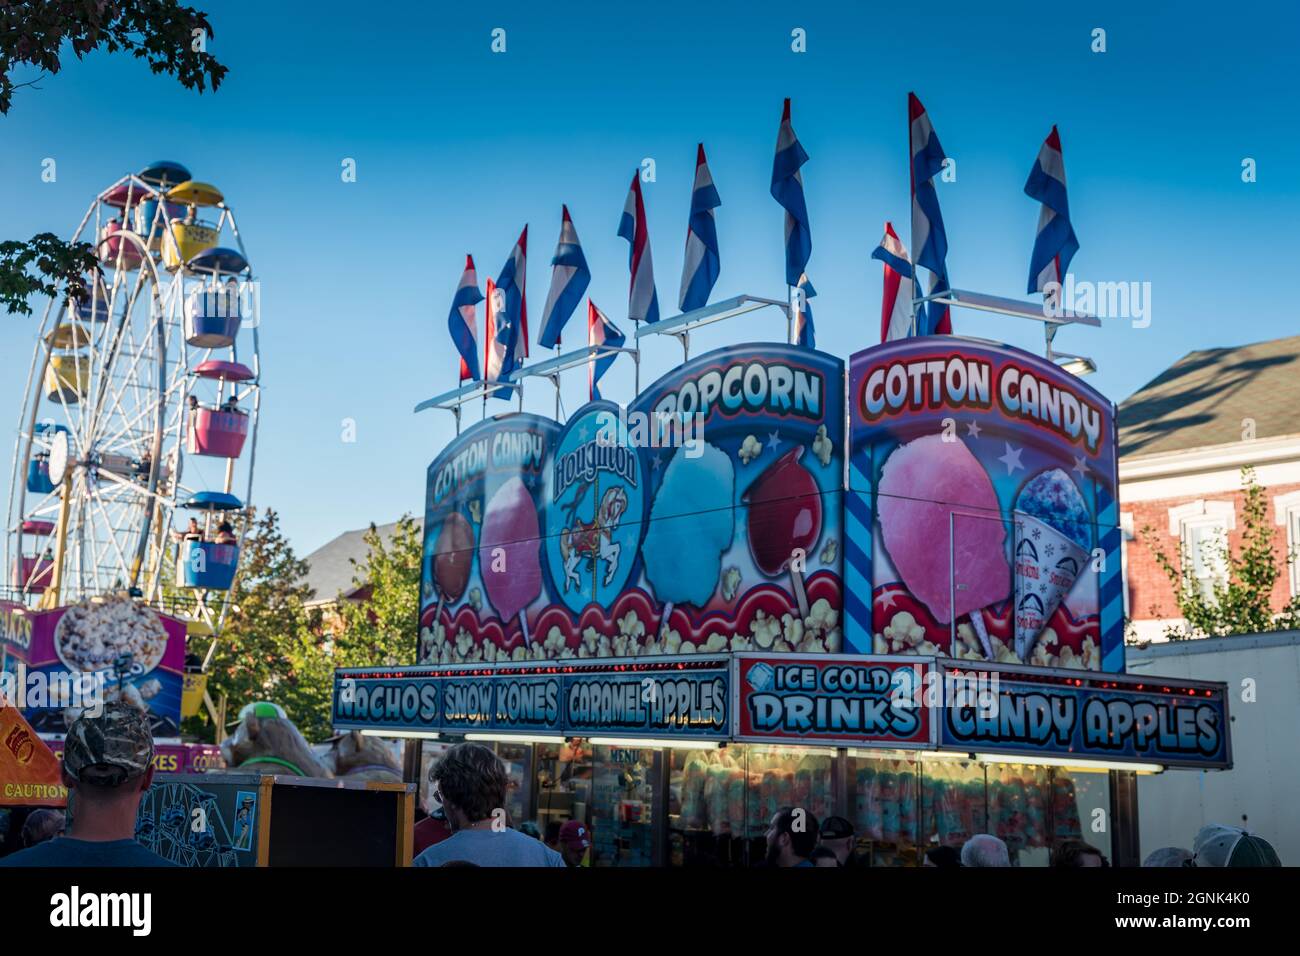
[
  {"left": 1052, "top": 839, "right": 1108, "bottom": 867},
  {"left": 924, "top": 845, "right": 962, "bottom": 867},
  {"left": 413, "top": 743, "right": 564, "bottom": 867},
  {"left": 21, "top": 809, "right": 65, "bottom": 848},
  {"left": 810, "top": 846, "right": 840, "bottom": 867},
  {"left": 765, "top": 807, "right": 820, "bottom": 867},
  {"left": 818, "top": 815, "right": 865, "bottom": 867},
  {"left": 214, "top": 521, "right": 237, "bottom": 545},
  {"left": 0, "top": 703, "right": 173, "bottom": 867}
]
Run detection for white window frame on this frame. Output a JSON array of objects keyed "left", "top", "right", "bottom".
[
  {"left": 1167, "top": 500, "right": 1235, "bottom": 603},
  {"left": 1274, "top": 490, "right": 1300, "bottom": 598}
]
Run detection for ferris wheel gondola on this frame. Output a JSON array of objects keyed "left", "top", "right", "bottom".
[{"left": 3, "top": 161, "right": 263, "bottom": 642}]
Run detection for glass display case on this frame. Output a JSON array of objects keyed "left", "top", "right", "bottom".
[
  {"left": 846, "top": 750, "right": 924, "bottom": 866},
  {"left": 534, "top": 738, "right": 592, "bottom": 834},
  {"left": 669, "top": 743, "right": 836, "bottom": 867},
  {"left": 590, "top": 744, "right": 663, "bottom": 867}
]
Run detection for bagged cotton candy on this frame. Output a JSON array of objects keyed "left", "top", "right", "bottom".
[
  {"left": 641, "top": 443, "right": 735, "bottom": 608},
  {"left": 877, "top": 435, "right": 1010, "bottom": 624}
]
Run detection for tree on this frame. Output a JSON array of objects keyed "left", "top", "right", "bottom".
[
  {"left": 0, "top": 233, "right": 97, "bottom": 315},
  {"left": 1, "top": 0, "right": 227, "bottom": 114},
  {"left": 182, "top": 507, "right": 329, "bottom": 741},
  {"left": 2, "top": 2, "right": 228, "bottom": 318},
  {"left": 1141, "top": 466, "right": 1300, "bottom": 639},
  {"left": 332, "top": 516, "right": 421, "bottom": 671}
]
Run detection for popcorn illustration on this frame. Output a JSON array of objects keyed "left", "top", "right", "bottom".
[
  {"left": 819, "top": 538, "right": 837, "bottom": 565},
  {"left": 773, "top": 638, "right": 792, "bottom": 652},
  {"left": 482, "top": 640, "right": 499, "bottom": 663},
  {"left": 750, "top": 610, "right": 781, "bottom": 650},
  {"left": 824, "top": 627, "right": 842, "bottom": 653},
  {"left": 730, "top": 634, "right": 752, "bottom": 652},
  {"left": 511, "top": 645, "right": 528, "bottom": 661},
  {"left": 679, "top": 641, "right": 697, "bottom": 654},
  {"left": 883, "top": 611, "right": 926, "bottom": 652},
  {"left": 812, "top": 424, "right": 833, "bottom": 467},
  {"left": 721, "top": 567, "right": 742, "bottom": 602},
  {"left": 873, "top": 633, "right": 889, "bottom": 654},
  {"left": 467, "top": 500, "right": 482, "bottom": 524},
  {"left": 613, "top": 633, "right": 631, "bottom": 657},
  {"left": 739, "top": 435, "right": 764, "bottom": 464},
  {"left": 559, "top": 646, "right": 576, "bottom": 659},
  {"left": 468, "top": 588, "right": 483, "bottom": 612},
  {"left": 702, "top": 633, "right": 728, "bottom": 653},
  {"left": 799, "top": 635, "right": 827, "bottom": 654},
  {"left": 664, "top": 629, "right": 683, "bottom": 654},
  {"left": 138, "top": 679, "right": 161, "bottom": 701},
  {"left": 581, "top": 626, "right": 602, "bottom": 654},
  {"left": 617, "top": 611, "right": 645, "bottom": 641},
  {"left": 543, "top": 626, "right": 567, "bottom": 657},
  {"left": 782, "top": 613, "right": 804, "bottom": 647},
  {"left": 454, "top": 628, "right": 475, "bottom": 658},
  {"left": 806, "top": 598, "right": 837, "bottom": 634},
  {"left": 1080, "top": 636, "right": 1099, "bottom": 669}
]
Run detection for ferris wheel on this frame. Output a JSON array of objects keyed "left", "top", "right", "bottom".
[{"left": 4, "top": 160, "right": 262, "bottom": 636}]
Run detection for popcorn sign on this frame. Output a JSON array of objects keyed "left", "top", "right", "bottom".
[
  {"left": 420, "top": 344, "right": 845, "bottom": 665},
  {"left": 735, "top": 654, "right": 932, "bottom": 746}
]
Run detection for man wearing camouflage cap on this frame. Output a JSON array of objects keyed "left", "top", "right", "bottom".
[{"left": 1, "top": 703, "right": 174, "bottom": 867}]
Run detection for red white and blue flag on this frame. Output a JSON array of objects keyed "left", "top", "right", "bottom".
[
  {"left": 538, "top": 206, "right": 591, "bottom": 349},
  {"left": 587, "top": 299, "right": 625, "bottom": 401},
  {"left": 871, "top": 222, "right": 915, "bottom": 342},
  {"left": 618, "top": 172, "right": 660, "bottom": 324},
  {"left": 792, "top": 273, "right": 815, "bottom": 348},
  {"left": 679, "top": 143, "right": 721, "bottom": 312},
  {"left": 1024, "top": 125, "right": 1079, "bottom": 296},
  {"left": 447, "top": 254, "right": 483, "bottom": 382},
  {"left": 909, "top": 93, "right": 952, "bottom": 336},
  {"left": 771, "top": 98, "right": 812, "bottom": 288},
  {"left": 483, "top": 276, "right": 513, "bottom": 399},
  {"left": 496, "top": 225, "right": 529, "bottom": 364}
]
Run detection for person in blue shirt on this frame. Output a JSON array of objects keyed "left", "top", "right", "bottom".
[
  {"left": 0, "top": 702, "right": 174, "bottom": 867},
  {"left": 765, "top": 807, "right": 821, "bottom": 868},
  {"left": 413, "top": 743, "right": 564, "bottom": 868}
]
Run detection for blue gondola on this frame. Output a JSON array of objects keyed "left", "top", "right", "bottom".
[
  {"left": 138, "top": 160, "right": 192, "bottom": 189},
  {"left": 26, "top": 456, "right": 54, "bottom": 494},
  {"left": 184, "top": 282, "right": 241, "bottom": 348},
  {"left": 181, "top": 491, "right": 243, "bottom": 512},
  {"left": 177, "top": 539, "right": 239, "bottom": 590},
  {"left": 186, "top": 247, "right": 249, "bottom": 276}
]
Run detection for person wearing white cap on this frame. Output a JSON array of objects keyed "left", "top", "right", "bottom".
[{"left": 1191, "top": 824, "right": 1281, "bottom": 867}]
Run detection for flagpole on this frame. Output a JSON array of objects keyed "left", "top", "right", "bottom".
[
  {"left": 907, "top": 94, "right": 918, "bottom": 338},
  {"left": 787, "top": 284, "right": 795, "bottom": 345}
]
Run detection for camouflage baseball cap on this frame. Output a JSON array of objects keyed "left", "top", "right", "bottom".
[{"left": 63, "top": 702, "right": 155, "bottom": 786}]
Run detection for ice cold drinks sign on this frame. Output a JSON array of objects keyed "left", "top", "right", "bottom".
[{"left": 736, "top": 655, "right": 932, "bottom": 746}]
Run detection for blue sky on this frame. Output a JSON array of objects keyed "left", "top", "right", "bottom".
[{"left": 2, "top": 0, "right": 1297, "bottom": 558}]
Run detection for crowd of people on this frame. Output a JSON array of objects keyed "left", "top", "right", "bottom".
[
  {"left": 411, "top": 743, "right": 1284, "bottom": 869},
  {"left": 0, "top": 716, "right": 1283, "bottom": 869}
]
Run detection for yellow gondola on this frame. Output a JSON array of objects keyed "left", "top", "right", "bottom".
[
  {"left": 163, "top": 219, "right": 220, "bottom": 271},
  {"left": 165, "top": 180, "right": 224, "bottom": 207},
  {"left": 45, "top": 354, "right": 92, "bottom": 403},
  {"left": 44, "top": 322, "right": 93, "bottom": 350}
]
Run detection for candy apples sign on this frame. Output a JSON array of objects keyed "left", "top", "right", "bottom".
[
  {"left": 846, "top": 338, "right": 1122, "bottom": 672},
  {"left": 420, "top": 345, "right": 846, "bottom": 665}
]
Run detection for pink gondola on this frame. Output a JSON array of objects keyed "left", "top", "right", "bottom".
[
  {"left": 103, "top": 182, "right": 148, "bottom": 208},
  {"left": 194, "top": 360, "right": 255, "bottom": 382},
  {"left": 13, "top": 556, "right": 54, "bottom": 593},
  {"left": 21, "top": 520, "right": 56, "bottom": 536},
  {"left": 99, "top": 219, "right": 145, "bottom": 269},
  {"left": 187, "top": 406, "right": 249, "bottom": 458}
]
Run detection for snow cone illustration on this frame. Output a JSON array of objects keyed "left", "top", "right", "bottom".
[
  {"left": 1011, "top": 468, "right": 1092, "bottom": 660},
  {"left": 641, "top": 442, "right": 735, "bottom": 639},
  {"left": 877, "top": 434, "right": 1010, "bottom": 652},
  {"left": 478, "top": 476, "right": 544, "bottom": 646}
]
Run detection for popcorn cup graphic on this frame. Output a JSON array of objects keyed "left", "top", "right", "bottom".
[{"left": 1011, "top": 512, "right": 1089, "bottom": 661}]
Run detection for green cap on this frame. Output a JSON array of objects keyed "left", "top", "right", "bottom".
[{"left": 63, "top": 702, "right": 155, "bottom": 786}]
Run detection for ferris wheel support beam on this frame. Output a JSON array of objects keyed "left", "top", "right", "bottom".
[{"left": 41, "top": 472, "right": 75, "bottom": 609}]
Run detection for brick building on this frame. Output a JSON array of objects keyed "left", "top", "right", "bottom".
[{"left": 1117, "top": 334, "right": 1300, "bottom": 642}]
